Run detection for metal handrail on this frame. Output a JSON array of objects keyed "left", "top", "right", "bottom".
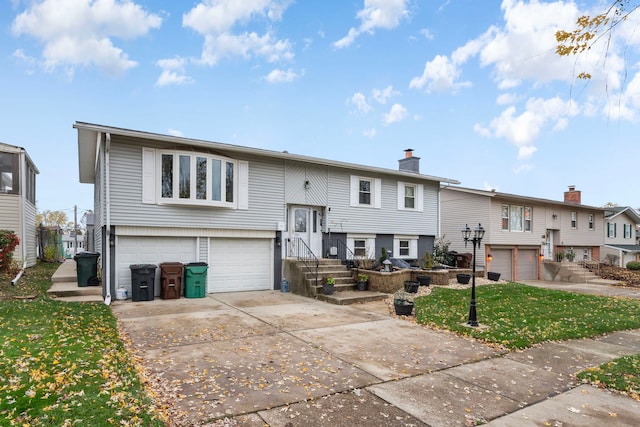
[
  {"left": 578, "top": 257, "right": 600, "bottom": 277},
  {"left": 292, "top": 238, "right": 319, "bottom": 292}
]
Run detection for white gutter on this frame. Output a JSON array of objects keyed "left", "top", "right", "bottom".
[
  {"left": 104, "top": 133, "right": 112, "bottom": 305},
  {"left": 11, "top": 149, "right": 28, "bottom": 286}
]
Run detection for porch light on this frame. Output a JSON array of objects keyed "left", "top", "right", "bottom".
[{"left": 487, "top": 253, "right": 493, "bottom": 262}]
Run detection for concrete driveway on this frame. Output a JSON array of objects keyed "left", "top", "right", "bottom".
[{"left": 111, "top": 290, "right": 640, "bottom": 426}]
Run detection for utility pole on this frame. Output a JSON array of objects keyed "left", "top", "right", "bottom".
[{"left": 74, "top": 205, "right": 78, "bottom": 255}]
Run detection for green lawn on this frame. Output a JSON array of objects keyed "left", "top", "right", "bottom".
[
  {"left": 414, "top": 282, "right": 640, "bottom": 398},
  {"left": 0, "top": 263, "right": 164, "bottom": 426}
]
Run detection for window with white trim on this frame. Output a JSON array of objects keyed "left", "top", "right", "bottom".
[
  {"left": 624, "top": 223, "right": 632, "bottom": 239},
  {"left": 393, "top": 236, "right": 418, "bottom": 259},
  {"left": 0, "top": 152, "right": 18, "bottom": 195},
  {"left": 350, "top": 176, "right": 381, "bottom": 208},
  {"left": 502, "top": 204, "right": 532, "bottom": 232},
  {"left": 570, "top": 212, "right": 577, "bottom": 229},
  {"left": 347, "top": 234, "right": 375, "bottom": 259},
  {"left": 607, "top": 222, "right": 616, "bottom": 238},
  {"left": 588, "top": 214, "right": 594, "bottom": 230},
  {"left": 143, "top": 148, "right": 248, "bottom": 208},
  {"left": 397, "top": 182, "right": 424, "bottom": 211}
]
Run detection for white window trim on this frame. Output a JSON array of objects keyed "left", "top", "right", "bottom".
[
  {"left": 624, "top": 223, "right": 632, "bottom": 239},
  {"left": 393, "top": 235, "right": 418, "bottom": 259},
  {"left": 502, "top": 205, "right": 532, "bottom": 233},
  {"left": 397, "top": 182, "right": 424, "bottom": 212},
  {"left": 346, "top": 234, "right": 376, "bottom": 259},
  {"left": 350, "top": 175, "right": 381, "bottom": 208},
  {"left": 588, "top": 214, "right": 594, "bottom": 230},
  {"left": 142, "top": 147, "right": 248, "bottom": 209},
  {"left": 571, "top": 212, "right": 577, "bottom": 229}
]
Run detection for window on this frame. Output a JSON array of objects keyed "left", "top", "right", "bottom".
[
  {"left": 397, "top": 182, "right": 424, "bottom": 211},
  {"left": 624, "top": 224, "right": 632, "bottom": 239},
  {"left": 25, "top": 165, "right": 36, "bottom": 204},
  {"left": 359, "top": 179, "right": 371, "bottom": 205},
  {"left": 394, "top": 236, "right": 418, "bottom": 259},
  {"left": 350, "top": 176, "right": 381, "bottom": 208},
  {"left": 607, "top": 222, "right": 617, "bottom": 238},
  {"left": 501, "top": 204, "right": 532, "bottom": 232},
  {"left": 159, "top": 151, "right": 238, "bottom": 207},
  {"left": 588, "top": 214, "right": 594, "bottom": 230},
  {"left": 0, "top": 152, "right": 19, "bottom": 195},
  {"left": 347, "top": 234, "right": 375, "bottom": 259},
  {"left": 570, "top": 212, "right": 577, "bottom": 229},
  {"left": 354, "top": 239, "right": 367, "bottom": 257}
]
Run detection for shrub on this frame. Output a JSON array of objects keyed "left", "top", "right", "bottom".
[
  {"left": 627, "top": 261, "right": 640, "bottom": 270},
  {"left": 0, "top": 230, "right": 20, "bottom": 272}
]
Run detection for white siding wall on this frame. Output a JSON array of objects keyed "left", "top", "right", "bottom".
[
  {"left": 284, "top": 161, "right": 328, "bottom": 206},
  {"left": 604, "top": 214, "right": 636, "bottom": 245},
  {"left": 490, "top": 199, "right": 544, "bottom": 246},
  {"left": 24, "top": 200, "right": 37, "bottom": 266},
  {"left": 440, "top": 189, "right": 490, "bottom": 262},
  {"left": 0, "top": 194, "right": 22, "bottom": 262},
  {"left": 555, "top": 208, "right": 603, "bottom": 246}
]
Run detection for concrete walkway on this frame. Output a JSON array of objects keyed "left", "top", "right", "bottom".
[{"left": 107, "top": 286, "right": 640, "bottom": 426}]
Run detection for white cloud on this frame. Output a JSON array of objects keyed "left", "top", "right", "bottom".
[
  {"left": 372, "top": 85, "right": 399, "bottom": 104},
  {"left": 334, "top": 0, "right": 410, "bottom": 49},
  {"left": 155, "top": 57, "right": 193, "bottom": 86},
  {"left": 265, "top": 68, "right": 299, "bottom": 83},
  {"left": 496, "top": 92, "right": 518, "bottom": 105},
  {"left": 11, "top": 0, "right": 161, "bottom": 76},
  {"left": 513, "top": 163, "right": 534, "bottom": 174},
  {"left": 409, "top": 54, "right": 471, "bottom": 93},
  {"left": 363, "top": 128, "right": 377, "bottom": 138},
  {"left": 348, "top": 92, "right": 372, "bottom": 113},
  {"left": 419, "top": 28, "right": 434, "bottom": 40},
  {"left": 184, "top": 0, "right": 294, "bottom": 66},
  {"left": 383, "top": 103, "right": 408, "bottom": 125}
]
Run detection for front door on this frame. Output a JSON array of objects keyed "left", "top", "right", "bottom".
[
  {"left": 543, "top": 230, "right": 553, "bottom": 259},
  {"left": 288, "top": 206, "right": 322, "bottom": 258}
]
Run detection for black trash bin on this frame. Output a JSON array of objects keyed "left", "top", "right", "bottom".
[
  {"left": 184, "top": 262, "right": 208, "bottom": 298},
  {"left": 129, "top": 264, "right": 157, "bottom": 301},
  {"left": 74, "top": 252, "right": 100, "bottom": 287}
]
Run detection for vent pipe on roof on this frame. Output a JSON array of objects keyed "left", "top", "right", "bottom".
[{"left": 399, "top": 148, "right": 420, "bottom": 173}]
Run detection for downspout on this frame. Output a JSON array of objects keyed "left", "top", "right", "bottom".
[
  {"left": 11, "top": 149, "right": 28, "bottom": 285},
  {"left": 104, "top": 133, "right": 112, "bottom": 305}
]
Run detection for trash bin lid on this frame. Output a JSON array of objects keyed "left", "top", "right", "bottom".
[
  {"left": 74, "top": 251, "right": 100, "bottom": 258},
  {"left": 186, "top": 262, "right": 208, "bottom": 266},
  {"left": 129, "top": 264, "right": 157, "bottom": 270}
]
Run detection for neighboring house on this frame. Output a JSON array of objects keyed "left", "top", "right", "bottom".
[
  {"left": 0, "top": 142, "right": 39, "bottom": 268},
  {"left": 75, "top": 122, "right": 459, "bottom": 298},
  {"left": 441, "top": 185, "right": 605, "bottom": 281},
  {"left": 602, "top": 206, "right": 640, "bottom": 267},
  {"left": 61, "top": 230, "right": 84, "bottom": 258}
]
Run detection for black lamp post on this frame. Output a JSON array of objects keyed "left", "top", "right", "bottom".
[{"left": 462, "top": 223, "right": 485, "bottom": 327}]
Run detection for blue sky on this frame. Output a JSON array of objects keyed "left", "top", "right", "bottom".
[{"left": 1, "top": 0, "right": 639, "bottom": 218}]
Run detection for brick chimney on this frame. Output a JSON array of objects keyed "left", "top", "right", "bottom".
[
  {"left": 398, "top": 148, "right": 420, "bottom": 173},
  {"left": 564, "top": 185, "right": 581, "bottom": 204}
]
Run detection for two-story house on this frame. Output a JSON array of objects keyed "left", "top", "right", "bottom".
[
  {"left": 0, "top": 142, "right": 38, "bottom": 271},
  {"left": 602, "top": 206, "right": 640, "bottom": 267},
  {"left": 75, "top": 122, "right": 459, "bottom": 299},
  {"left": 440, "top": 186, "right": 605, "bottom": 281}
]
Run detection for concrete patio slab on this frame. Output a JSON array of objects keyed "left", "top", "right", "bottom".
[
  {"left": 111, "top": 296, "right": 228, "bottom": 319},
  {"left": 140, "top": 332, "right": 380, "bottom": 423},
  {"left": 258, "top": 388, "right": 429, "bottom": 427},
  {"left": 368, "top": 371, "right": 521, "bottom": 426},
  {"left": 292, "top": 318, "right": 503, "bottom": 381},
  {"left": 485, "top": 385, "right": 640, "bottom": 426}
]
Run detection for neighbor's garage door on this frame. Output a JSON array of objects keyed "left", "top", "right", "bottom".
[
  {"left": 491, "top": 249, "right": 512, "bottom": 281},
  {"left": 209, "top": 238, "right": 272, "bottom": 293},
  {"left": 117, "top": 236, "right": 197, "bottom": 295},
  {"left": 516, "top": 249, "right": 538, "bottom": 281}
]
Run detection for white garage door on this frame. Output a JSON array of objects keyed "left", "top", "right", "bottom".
[
  {"left": 117, "top": 236, "right": 197, "bottom": 296},
  {"left": 517, "top": 249, "right": 538, "bottom": 281},
  {"left": 490, "top": 249, "right": 512, "bottom": 281},
  {"left": 209, "top": 238, "right": 272, "bottom": 293}
]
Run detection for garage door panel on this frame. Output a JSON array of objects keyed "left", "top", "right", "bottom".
[
  {"left": 210, "top": 238, "right": 272, "bottom": 293},
  {"left": 491, "top": 249, "right": 512, "bottom": 281},
  {"left": 517, "top": 249, "right": 537, "bottom": 281}
]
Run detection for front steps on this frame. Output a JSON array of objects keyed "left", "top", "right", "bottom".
[
  {"left": 296, "top": 259, "right": 387, "bottom": 305},
  {"left": 560, "top": 261, "right": 622, "bottom": 285}
]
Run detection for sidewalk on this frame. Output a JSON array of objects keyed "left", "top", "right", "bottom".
[{"left": 108, "top": 286, "right": 640, "bottom": 426}]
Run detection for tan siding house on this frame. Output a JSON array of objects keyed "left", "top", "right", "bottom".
[{"left": 441, "top": 186, "right": 604, "bottom": 281}]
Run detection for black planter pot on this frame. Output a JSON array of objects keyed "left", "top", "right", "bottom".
[
  {"left": 404, "top": 281, "right": 419, "bottom": 293},
  {"left": 394, "top": 302, "right": 414, "bottom": 316},
  {"left": 356, "top": 280, "right": 368, "bottom": 291},
  {"left": 457, "top": 274, "right": 471, "bottom": 284},
  {"left": 416, "top": 276, "right": 431, "bottom": 286},
  {"left": 487, "top": 271, "right": 501, "bottom": 281},
  {"left": 323, "top": 283, "right": 334, "bottom": 295}
]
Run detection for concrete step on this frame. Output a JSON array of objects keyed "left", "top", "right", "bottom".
[
  {"left": 587, "top": 278, "right": 624, "bottom": 286},
  {"left": 316, "top": 290, "right": 388, "bottom": 305},
  {"left": 313, "top": 282, "right": 357, "bottom": 293},
  {"left": 48, "top": 281, "right": 102, "bottom": 298}
]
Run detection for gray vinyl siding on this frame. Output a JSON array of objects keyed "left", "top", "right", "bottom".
[
  {"left": 604, "top": 214, "right": 636, "bottom": 245},
  {"left": 326, "top": 169, "right": 439, "bottom": 236},
  {"left": 489, "top": 199, "right": 542, "bottom": 246},
  {"left": 284, "top": 161, "right": 328, "bottom": 206},
  {"left": 555, "top": 208, "right": 602, "bottom": 246},
  {"left": 107, "top": 137, "right": 283, "bottom": 230},
  {"left": 94, "top": 152, "right": 104, "bottom": 255},
  {"left": 23, "top": 200, "right": 37, "bottom": 266},
  {"left": 198, "top": 237, "right": 207, "bottom": 262},
  {"left": 440, "top": 189, "right": 490, "bottom": 261},
  {"left": 0, "top": 194, "right": 20, "bottom": 233}
]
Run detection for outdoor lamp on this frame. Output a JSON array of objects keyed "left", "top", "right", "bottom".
[
  {"left": 487, "top": 253, "right": 493, "bottom": 262},
  {"left": 383, "top": 259, "right": 392, "bottom": 272},
  {"left": 461, "top": 223, "right": 484, "bottom": 327}
]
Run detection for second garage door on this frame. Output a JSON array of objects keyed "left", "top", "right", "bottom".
[
  {"left": 517, "top": 249, "right": 538, "bottom": 280},
  {"left": 209, "top": 238, "right": 273, "bottom": 293}
]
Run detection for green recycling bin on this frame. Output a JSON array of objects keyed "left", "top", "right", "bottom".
[
  {"left": 184, "top": 262, "right": 208, "bottom": 298},
  {"left": 73, "top": 252, "right": 100, "bottom": 287}
]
